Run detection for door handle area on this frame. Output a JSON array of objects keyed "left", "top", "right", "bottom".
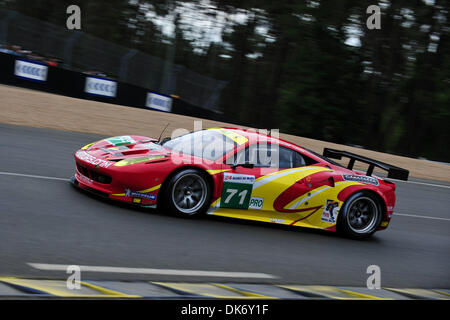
[
  {"left": 296, "top": 177, "right": 335, "bottom": 187},
  {"left": 328, "top": 177, "right": 335, "bottom": 187},
  {"left": 296, "top": 178, "right": 313, "bottom": 189}
]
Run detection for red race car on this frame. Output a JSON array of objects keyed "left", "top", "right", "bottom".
[{"left": 71, "top": 127, "right": 409, "bottom": 238}]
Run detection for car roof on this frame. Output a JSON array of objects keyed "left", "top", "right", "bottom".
[
  {"left": 210, "top": 127, "right": 329, "bottom": 161},
  {"left": 213, "top": 127, "right": 303, "bottom": 149}
]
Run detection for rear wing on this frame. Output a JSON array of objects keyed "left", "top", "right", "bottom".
[{"left": 323, "top": 148, "right": 409, "bottom": 181}]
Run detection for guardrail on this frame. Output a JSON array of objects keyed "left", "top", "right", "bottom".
[
  {"left": 0, "top": 52, "right": 226, "bottom": 122},
  {"left": 0, "top": 9, "right": 227, "bottom": 112}
]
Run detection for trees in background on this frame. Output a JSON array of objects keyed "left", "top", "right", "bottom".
[{"left": 1, "top": 0, "right": 448, "bottom": 161}]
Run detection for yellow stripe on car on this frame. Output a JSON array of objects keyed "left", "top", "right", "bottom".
[
  {"left": 208, "top": 128, "right": 248, "bottom": 145},
  {"left": 206, "top": 169, "right": 231, "bottom": 175},
  {"left": 113, "top": 155, "right": 165, "bottom": 167},
  {"left": 81, "top": 142, "right": 95, "bottom": 150},
  {"left": 285, "top": 181, "right": 360, "bottom": 210},
  {"left": 208, "top": 166, "right": 363, "bottom": 229}
]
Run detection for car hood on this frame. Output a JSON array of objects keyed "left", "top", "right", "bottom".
[{"left": 80, "top": 135, "right": 171, "bottom": 162}]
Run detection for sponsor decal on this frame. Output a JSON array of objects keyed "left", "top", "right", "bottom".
[
  {"left": 269, "top": 218, "right": 286, "bottom": 224},
  {"left": 146, "top": 92, "right": 172, "bottom": 112},
  {"left": 85, "top": 76, "right": 117, "bottom": 97},
  {"left": 78, "top": 174, "right": 93, "bottom": 185},
  {"left": 223, "top": 173, "right": 255, "bottom": 184},
  {"left": 105, "top": 136, "right": 135, "bottom": 146},
  {"left": 321, "top": 200, "right": 339, "bottom": 223},
  {"left": 125, "top": 189, "right": 157, "bottom": 201},
  {"left": 220, "top": 173, "right": 255, "bottom": 209},
  {"left": 342, "top": 174, "right": 379, "bottom": 186},
  {"left": 15, "top": 60, "right": 48, "bottom": 82},
  {"left": 249, "top": 197, "right": 264, "bottom": 210},
  {"left": 76, "top": 150, "right": 112, "bottom": 168},
  {"left": 387, "top": 206, "right": 394, "bottom": 218}
]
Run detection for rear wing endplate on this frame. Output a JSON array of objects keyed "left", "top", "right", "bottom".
[{"left": 323, "top": 148, "right": 409, "bottom": 181}]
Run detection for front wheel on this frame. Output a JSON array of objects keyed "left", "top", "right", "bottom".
[
  {"left": 337, "top": 191, "right": 383, "bottom": 239},
  {"left": 162, "top": 169, "right": 211, "bottom": 218}
]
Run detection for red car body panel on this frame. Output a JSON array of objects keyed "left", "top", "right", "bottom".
[{"left": 73, "top": 128, "right": 398, "bottom": 233}]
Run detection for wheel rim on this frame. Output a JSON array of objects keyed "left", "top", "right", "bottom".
[
  {"left": 346, "top": 197, "right": 379, "bottom": 234},
  {"left": 172, "top": 173, "right": 207, "bottom": 214}
]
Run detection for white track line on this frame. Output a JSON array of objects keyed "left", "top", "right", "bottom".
[
  {"left": 2, "top": 171, "right": 448, "bottom": 222},
  {"left": 1, "top": 171, "right": 449, "bottom": 189},
  {"left": 394, "top": 212, "right": 450, "bottom": 222},
  {"left": 27, "top": 263, "right": 277, "bottom": 279},
  {"left": 0, "top": 171, "right": 69, "bottom": 181},
  {"left": 2, "top": 170, "right": 449, "bottom": 189},
  {"left": 387, "top": 178, "right": 450, "bottom": 189}
]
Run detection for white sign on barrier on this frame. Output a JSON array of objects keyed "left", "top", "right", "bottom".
[
  {"left": 14, "top": 60, "right": 48, "bottom": 82},
  {"left": 146, "top": 92, "right": 172, "bottom": 112},
  {"left": 85, "top": 76, "right": 117, "bottom": 97}
]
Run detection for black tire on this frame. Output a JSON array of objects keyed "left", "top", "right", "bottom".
[
  {"left": 160, "top": 168, "right": 212, "bottom": 218},
  {"left": 337, "top": 191, "right": 383, "bottom": 239}
]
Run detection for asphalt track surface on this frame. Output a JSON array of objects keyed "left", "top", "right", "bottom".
[{"left": 0, "top": 123, "right": 449, "bottom": 288}]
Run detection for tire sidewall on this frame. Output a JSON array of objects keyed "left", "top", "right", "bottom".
[
  {"left": 337, "top": 191, "right": 383, "bottom": 239},
  {"left": 161, "top": 168, "right": 212, "bottom": 218}
]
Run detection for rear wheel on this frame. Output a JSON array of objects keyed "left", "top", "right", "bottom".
[
  {"left": 337, "top": 191, "right": 383, "bottom": 239},
  {"left": 162, "top": 169, "right": 211, "bottom": 218}
]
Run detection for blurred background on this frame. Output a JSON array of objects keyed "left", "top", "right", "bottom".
[{"left": 0, "top": 0, "right": 448, "bottom": 162}]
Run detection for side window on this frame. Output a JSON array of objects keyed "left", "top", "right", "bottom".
[
  {"left": 292, "top": 149, "right": 308, "bottom": 167},
  {"left": 278, "top": 146, "right": 306, "bottom": 168},
  {"left": 278, "top": 147, "right": 293, "bottom": 168},
  {"left": 232, "top": 147, "right": 248, "bottom": 165},
  {"left": 232, "top": 145, "right": 270, "bottom": 167},
  {"left": 232, "top": 145, "right": 309, "bottom": 168}
]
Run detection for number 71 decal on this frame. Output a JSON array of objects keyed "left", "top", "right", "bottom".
[{"left": 220, "top": 173, "right": 254, "bottom": 209}]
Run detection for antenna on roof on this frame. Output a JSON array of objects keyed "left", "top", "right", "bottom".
[{"left": 157, "top": 123, "right": 170, "bottom": 143}]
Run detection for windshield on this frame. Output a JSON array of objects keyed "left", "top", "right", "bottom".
[{"left": 162, "top": 130, "right": 236, "bottom": 161}]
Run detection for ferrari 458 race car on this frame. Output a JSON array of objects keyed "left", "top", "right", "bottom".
[{"left": 71, "top": 127, "right": 409, "bottom": 239}]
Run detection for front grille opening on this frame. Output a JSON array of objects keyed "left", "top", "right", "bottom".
[
  {"left": 90, "top": 171, "right": 112, "bottom": 184},
  {"left": 76, "top": 163, "right": 89, "bottom": 177},
  {"left": 77, "top": 163, "right": 112, "bottom": 184}
]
